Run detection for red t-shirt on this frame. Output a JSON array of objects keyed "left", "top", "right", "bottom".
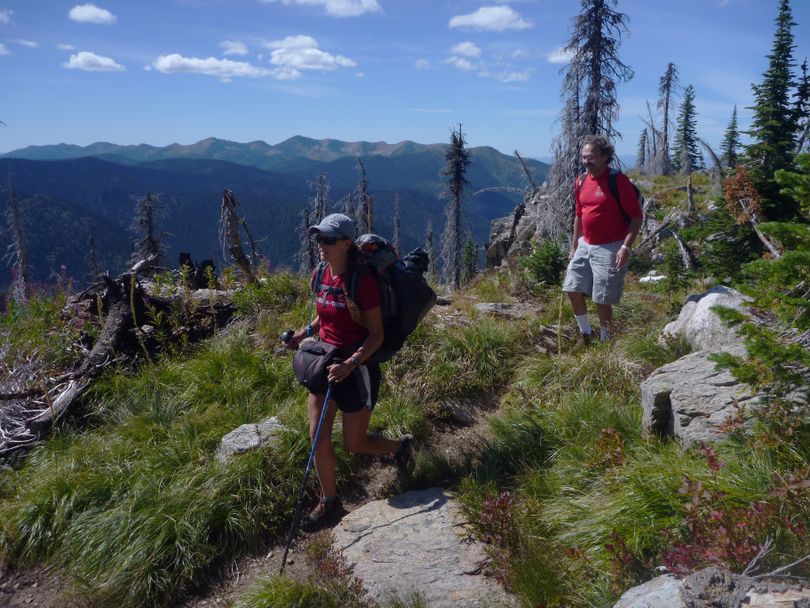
[
  {"left": 314, "top": 265, "right": 381, "bottom": 349},
  {"left": 575, "top": 170, "right": 642, "bottom": 244}
]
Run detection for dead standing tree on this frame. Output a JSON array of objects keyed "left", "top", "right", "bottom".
[
  {"left": 393, "top": 191, "right": 401, "bottom": 255},
  {"left": 440, "top": 124, "right": 471, "bottom": 289},
  {"left": 219, "top": 189, "right": 256, "bottom": 284},
  {"left": 4, "top": 175, "right": 30, "bottom": 306},
  {"left": 656, "top": 62, "right": 679, "bottom": 176},
  {"left": 129, "top": 193, "right": 164, "bottom": 275},
  {"left": 546, "top": 0, "right": 634, "bottom": 248}
]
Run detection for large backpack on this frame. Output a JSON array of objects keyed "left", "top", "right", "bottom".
[
  {"left": 312, "top": 234, "right": 436, "bottom": 363},
  {"left": 575, "top": 168, "right": 643, "bottom": 225}
]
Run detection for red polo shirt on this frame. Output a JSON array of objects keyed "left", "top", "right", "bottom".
[{"left": 575, "top": 170, "right": 642, "bottom": 244}]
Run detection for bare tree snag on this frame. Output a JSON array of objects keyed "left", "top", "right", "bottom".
[
  {"left": 219, "top": 189, "right": 256, "bottom": 284},
  {"left": 5, "top": 174, "right": 30, "bottom": 305}
]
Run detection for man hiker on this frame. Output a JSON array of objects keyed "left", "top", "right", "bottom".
[{"left": 562, "top": 135, "right": 643, "bottom": 343}]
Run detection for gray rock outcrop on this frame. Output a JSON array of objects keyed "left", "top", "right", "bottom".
[
  {"left": 331, "top": 487, "right": 516, "bottom": 608},
  {"left": 640, "top": 345, "right": 761, "bottom": 447},
  {"left": 662, "top": 285, "right": 751, "bottom": 351},
  {"left": 615, "top": 567, "right": 810, "bottom": 608},
  {"left": 613, "top": 575, "right": 685, "bottom": 608},
  {"left": 215, "top": 416, "right": 287, "bottom": 463}
]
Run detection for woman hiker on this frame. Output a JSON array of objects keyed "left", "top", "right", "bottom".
[{"left": 283, "top": 213, "right": 413, "bottom": 527}]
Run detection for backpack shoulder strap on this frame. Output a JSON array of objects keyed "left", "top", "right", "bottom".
[
  {"left": 309, "top": 261, "right": 328, "bottom": 325},
  {"left": 608, "top": 169, "right": 631, "bottom": 224}
]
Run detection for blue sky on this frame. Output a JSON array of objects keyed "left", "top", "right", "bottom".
[{"left": 0, "top": 0, "right": 808, "bottom": 160}]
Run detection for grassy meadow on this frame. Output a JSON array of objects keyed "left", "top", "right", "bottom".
[{"left": 1, "top": 171, "right": 809, "bottom": 607}]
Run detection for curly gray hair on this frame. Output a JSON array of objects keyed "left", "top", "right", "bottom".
[{"left": 581, "top": 135, "right": 615, "bottom": 164}]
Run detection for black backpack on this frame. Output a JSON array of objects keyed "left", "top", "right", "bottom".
[
  {"left": 312, "top": 234, "right": 436, "bottom": 363},
  {"left": 575, "top": 169, "right": 643, "bottom": 225}
]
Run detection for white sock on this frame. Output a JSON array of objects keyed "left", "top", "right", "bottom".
[
  {"left": 600, "top": 326, "right": 610, "bottom": 342},
  {"left": 575, "top": 313, "right": 592, "bottom": 335}
]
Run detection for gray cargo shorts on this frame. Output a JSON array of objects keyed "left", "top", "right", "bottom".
[{"left": 562, "top": 237, "right": 628, "bottom": 305}]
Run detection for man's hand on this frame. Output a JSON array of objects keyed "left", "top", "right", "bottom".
[{"left": 616, "top": 246, "right": 630, "bottom": 270}]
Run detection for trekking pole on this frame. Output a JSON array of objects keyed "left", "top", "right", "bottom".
[{"left": 279, "top": 381, "right": 333, "bottom": 574}]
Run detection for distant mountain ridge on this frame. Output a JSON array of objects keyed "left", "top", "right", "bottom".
[
  {"left": 0, "top": 138, "right": 549, "bottom": 294},
  {"left": 1, "top": 136, "right": 546, "bottom": 179}
]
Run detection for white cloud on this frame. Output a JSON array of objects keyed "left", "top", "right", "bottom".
[
  {"left": 220, "top": 40, "right": 248, "bottom": 56},
  {"left": 354, "top": 71, "right": 365, "bottom": 78},
  {"left": 264, "top": 35, "right": 356, "bottom": 78},
  {"left": 13, "top": 39, "right": 38, "bottom": 48},
  {"left": 0, "top": 43, "right": 9, "bottom": 56},
  {"left": 450, "top": 41, "right": 481, "bottom": 58},
  {"left": 64, "top": 51, "right": 125, "bottom": 71},
  {"left": 546, "top": 46, "right": 573, "bottom": 64},
  {"left": 58, "top": 43, "right": 76, "bottom": 51},
  {"left": 0, "top": 8, "right": 12, "bottom": 25},
  {"left": 415, "top": 58, "right": 430, "bottom": 70},
  {"left": 445, "top": 56, "right": 474, "bottom": 71},
  {"left": 68, "top": 4, "right": 116, "bottom": 24},
  {"left": 512, "top": 49, "right": 528, "bottom": 60},
  {"left": 259, "top": 0, "right": 380, "bottom": 17},
  {"left": 449, "top": 6, "right": 532, "bottom": 32},
  {"left": 485, "top": 69, "right": 531, "bottom": 83},
  {"left": 151, "top": 53, "right": 273, "bottom": 80}
]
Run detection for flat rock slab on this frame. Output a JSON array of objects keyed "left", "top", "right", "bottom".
[
  {"left": 331, "top": 487, "right": 516, "bottom": 608},
  {"left": 640, "top": 346, "right": 761, "bottom": 447}
]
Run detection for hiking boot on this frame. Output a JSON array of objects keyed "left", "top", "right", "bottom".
[
  {"left": 394, "top": 434, "right": 414, "bottom": 468},
  {"left": 302, "top": 496, "right": 342, "bottom": 530},
  {"left": 580, "top": 332, "right": 593, "bottom": 346}
]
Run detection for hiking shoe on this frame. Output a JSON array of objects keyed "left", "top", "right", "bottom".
[
  {"left": 580, "top": 332, "right": 593, "bottom": 346},
  {"left": 302, "top": 497, "right": 342, "bottom": 530},
  {"left": 394, "top": 434, "right": 414, "bottom": 468}
]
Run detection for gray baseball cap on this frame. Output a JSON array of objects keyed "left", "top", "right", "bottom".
[{"left": 308, "top": 213, "right": 356, "bottom": 240}]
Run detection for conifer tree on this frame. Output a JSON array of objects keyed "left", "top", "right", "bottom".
[
  {"left": 547, "top": 0, "right": 633, "bottom": 245},
  {"left": 720, "top": 105, "right": 741, "bottom": 170},
  {"left": 746, "top": 0, "right": 799, "bottom": 219},
  {"left": 793, "top": 59, "right": 809, "bottom": 153},
  {"left": 672, "top": 85, "right": 704, "bottom": 174},
  {"left": 440, "top": 124, "right": 470, "bottom": 289},
  {"left": 461, "top": 233, "right": 478, "bottom": 285},
  {"left": 356, "top": 158, "right": 373, "bottom": 234},
  {"left": 656, "top": 62, "right": 679, "bottom": 175}
]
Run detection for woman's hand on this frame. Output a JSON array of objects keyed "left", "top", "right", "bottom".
[
  {"left": 327, "top": 360, "right": 356, "bottom": 383},
  {"left": 282, "top": 328, "right": 307, "bottom": 350}
]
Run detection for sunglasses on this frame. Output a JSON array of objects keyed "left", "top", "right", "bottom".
[{"left": 315, "top": 235, "right": 345, "bottom": 245}]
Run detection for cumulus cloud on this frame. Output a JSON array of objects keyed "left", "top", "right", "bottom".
[
  {"left": 0, "top": 43, "right": 9, "bottom": 56},
  {"left": 259, "top": 0, "right": 380, "bottom": 18},
  {"left": 450, "top": 41, "right": 481, "bottom": 58},
  {"left": 220, "top": 40, "right": 248, "bottom": 56},
  {"left": 415, "top": 58, "right": 430, "bottom": 70},
  {"left": 151, "top": 54, "right": 273, "bottom": 80},
  {"left": 546, "top": 46, "right": 574, "bottom": 64},
  {"left": 69, "top": 4, "right": 117, "bottom": 24},
  {"left": 58, "top": 43, "right": 76, "bottom": 51},
  {"left": 0, "top": 8, "right": 12, "bottom": 25},
  {"left": 264, "top": 35, "right": 355, "bottom": 79},
  {"left": 64, "top": 51, "right": 125, "bottom": 71},
  {"left": 449, "top": 6, "right": 532, "bottom": 32},
  {"left": 445, "top": 56, "right": 474, "bottom": 71},
  {"left": 13, "top": 39, "right": 38, "bottom": 48}
]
